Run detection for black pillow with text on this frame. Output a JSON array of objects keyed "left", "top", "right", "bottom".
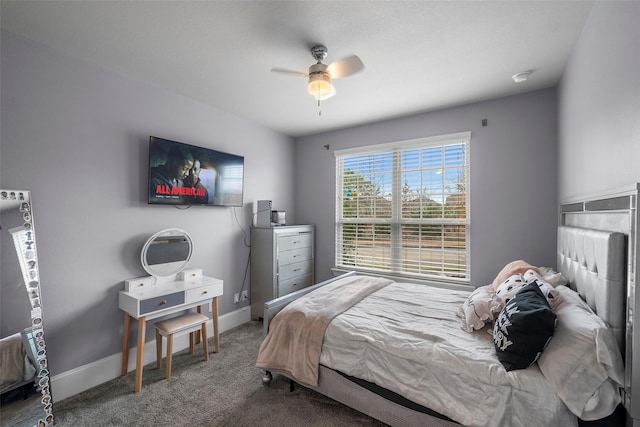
[{"left": 493, "top": 282, "right": 557, "bottom": 371}]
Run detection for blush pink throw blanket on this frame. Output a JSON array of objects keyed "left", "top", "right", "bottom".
[{"left": 255, "top": 275, "right": 393, "bottom": 387}]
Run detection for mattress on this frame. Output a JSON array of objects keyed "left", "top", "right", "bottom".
[{"left": 318, "top": 282, "right": 577, "bottom": 427}]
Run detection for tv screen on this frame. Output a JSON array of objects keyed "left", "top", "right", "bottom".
[{"left": 148, "top": 136, "right": 244, "bottom": 207}]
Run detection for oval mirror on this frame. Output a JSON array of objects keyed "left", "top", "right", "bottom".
[{"left": 141, "top": 228, "right": 193, "bottom": 278}]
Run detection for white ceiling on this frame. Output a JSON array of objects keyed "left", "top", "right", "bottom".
[{"left": 1, "top": 1, "right": 594, "bottom": 138}]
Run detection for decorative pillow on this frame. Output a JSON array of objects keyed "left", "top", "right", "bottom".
[
  {"left": 458, "top": 285, "right": 502, "bottom": 332},
  {"left": 537, "top": 285, "right": 624, "bottom": 420},
  {"left": 495, "top": 274, "right": 526, "bottom": 304},
  {"left": 493, "top": 282, "right": 557, "bottom": 371},
  {"left": 522, "top": 269, "right": 562, "bottom": 309},
  {"left": 490, "top": 260, "right": 539, "bottom": 291}
]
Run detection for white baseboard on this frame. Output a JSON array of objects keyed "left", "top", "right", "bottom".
[{"left": 50, "top": 306, "right": 251, "bottom": 401}]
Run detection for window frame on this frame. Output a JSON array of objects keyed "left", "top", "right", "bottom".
[{"left": 334, "top": 131, "right": 471, "bottom": 284}]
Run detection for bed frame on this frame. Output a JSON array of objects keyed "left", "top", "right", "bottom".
[{"left": 261, "top": 183, "right": 640, "bottom": 427}]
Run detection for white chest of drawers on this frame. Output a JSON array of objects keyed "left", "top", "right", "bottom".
[{"left": 250, "top": 225, "right": 314, "bottom": 319}]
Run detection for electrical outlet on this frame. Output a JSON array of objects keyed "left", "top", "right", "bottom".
[
  {"left": 241, "top": 290, "right": 248, "bottom": 301},
  {"left": 234, "top": 293, "right": 240, "bottom": 303}
]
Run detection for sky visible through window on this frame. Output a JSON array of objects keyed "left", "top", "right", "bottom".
[{"left": 342, "top": 143, "right": 466, "bottom": 205}]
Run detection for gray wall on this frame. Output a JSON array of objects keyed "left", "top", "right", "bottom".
[
  {"left": 0, "top": 30, "right": 295, "bottom": 375},
  {"left": 558, "top": 1, "right": 640, "bottom": 199},
  {"left": 294, "top": 89, "right": 559, "bottom": 287}
]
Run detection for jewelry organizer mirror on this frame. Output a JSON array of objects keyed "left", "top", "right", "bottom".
[
  {"left": 141, "top": 228, "right": 193, "bottom": 279},
  {"left": 0, "top": 189, "right": 54, "bottom": 426}
]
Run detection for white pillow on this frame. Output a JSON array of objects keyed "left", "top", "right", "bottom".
[
  {"left": 458, "top": 284, "right": 502, "bottom": 332},
  {"left": 537, "top": 285, "right": 624, "bottom": 420},
  {"left": 538, "top": 266, "right": 568, "bottom": 287}
]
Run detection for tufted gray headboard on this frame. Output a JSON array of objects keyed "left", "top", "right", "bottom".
[
  {"left": 559, "top": 184, "right": 640, "bottom": 425},
  {"left": 557, "top": 225, "right": 626, "bottom": 352}
]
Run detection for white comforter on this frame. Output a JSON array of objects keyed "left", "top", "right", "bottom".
[{"left": 319, "top": 282, "right": 577, "bottom": 427}]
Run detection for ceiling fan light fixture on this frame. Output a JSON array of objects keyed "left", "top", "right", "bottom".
[{"left": 308, "top": 72, "right": 333, "bottom": 100}]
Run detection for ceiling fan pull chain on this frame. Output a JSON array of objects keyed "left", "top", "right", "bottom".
[{"left": 318, "top": 98, "right": 322, "bottom": 116}]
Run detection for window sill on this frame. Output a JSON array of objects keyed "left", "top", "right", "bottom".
[{"left": 330, "top": 267, "right": 472, "bottom": 292}]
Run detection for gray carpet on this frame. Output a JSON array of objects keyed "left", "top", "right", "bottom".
[{"left": 9, "top": 321, "right": 387, "bottom": 426}]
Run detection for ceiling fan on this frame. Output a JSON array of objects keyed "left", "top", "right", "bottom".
[{"left": 271, "top": 45, "right": 364, "bottom": 102}]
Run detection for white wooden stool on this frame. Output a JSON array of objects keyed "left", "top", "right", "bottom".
[{"left": 154, "top": 312, "right": 209, "bottom": 379}]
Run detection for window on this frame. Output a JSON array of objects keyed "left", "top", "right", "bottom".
[{"left": 335, "top": 132, "right": 470, "bottom": 283}]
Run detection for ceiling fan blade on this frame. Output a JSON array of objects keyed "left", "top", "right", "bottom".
[
  {"left": 271, "top": 67, "right": 308, "bottom": 77},
  {"left": 326, "top": 55, "right": 364, "bottom": 79}
]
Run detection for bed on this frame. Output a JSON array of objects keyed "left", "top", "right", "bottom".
[{"left": 256, "top": 185, "right": 640, "bottom": 427}]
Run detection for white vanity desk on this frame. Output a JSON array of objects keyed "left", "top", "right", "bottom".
[{"left": 118, "top": 228, "right": 223, "bottom": 392}]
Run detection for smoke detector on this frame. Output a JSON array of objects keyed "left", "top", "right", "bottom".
[{"left": 512, "top": 71, "right": 532, "bottom": 83}]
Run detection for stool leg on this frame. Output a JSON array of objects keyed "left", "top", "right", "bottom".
[
  {"left": 165, "top": 334, "right": 173, "bottom": 379},
  {"left": 189, "top": 332, "right": 195, "bottom": 354},
  {"left": 195, "top": 306, "right": 202, "bottom": 344},
  {"left": 155, "top": 329, "right": 162, "bottom": 370},
  {"left": 201, "top": 322, "right": 209, "bottom": 362}
]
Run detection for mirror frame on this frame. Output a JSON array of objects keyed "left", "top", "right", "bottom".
[
  {"left": 141, "top": 228, "right": 193, "bottom": 278},
  {"left": 0, "top": 189, "right": 54, "bottom": 426}
]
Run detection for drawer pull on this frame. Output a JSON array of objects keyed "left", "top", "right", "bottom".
[
  {"left": 202, "top": 291, "right": 208, "bottom": 295},
  {"left": 293, "top": 268, "right": 300, "bottom": 272},
  {"left": 160, "top": 300, "right": 168, "bottom": 305}
]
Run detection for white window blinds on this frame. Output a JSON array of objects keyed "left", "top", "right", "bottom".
[{"left": 335, "top": 132, "right": 470, "bottom": 282}]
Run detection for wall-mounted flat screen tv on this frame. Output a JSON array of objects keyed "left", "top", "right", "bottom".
[{"left": 148, "top": 136, "right": 244, "bottom": 207}]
